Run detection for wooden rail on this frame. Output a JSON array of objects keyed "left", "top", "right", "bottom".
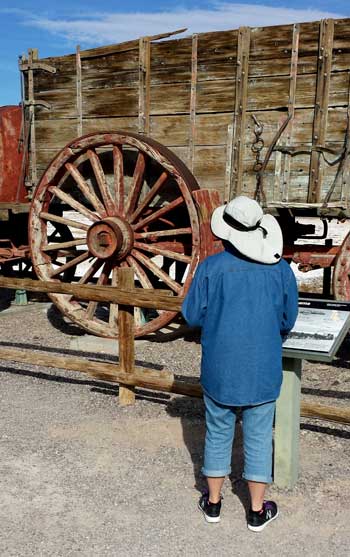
[
  {"left": 0, "top": 273, "right": 349, "bottom": 425},
  {"left": 0, "top": 276, "right": 183, "bottom": 311}
]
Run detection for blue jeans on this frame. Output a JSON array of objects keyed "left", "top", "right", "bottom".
[{"left": 202, "top": 394, "right": 276, "bottom": 483}]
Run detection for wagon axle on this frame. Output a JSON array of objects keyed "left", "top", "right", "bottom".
[{"left": 87, "top": 217, "right": 134, "bottom": 260}]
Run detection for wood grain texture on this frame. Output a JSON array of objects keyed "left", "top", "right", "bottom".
[
  {"left": 118, "top": 267, "right": 135, "bottom": 406},
  {"left": 26, "top": 17, "right": 350, "bottom": 211}
]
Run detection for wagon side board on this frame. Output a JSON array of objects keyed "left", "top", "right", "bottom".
[{"left": 19, "top": 17, "right": 350, "bottom": 216}]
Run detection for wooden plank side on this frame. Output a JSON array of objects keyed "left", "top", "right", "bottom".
[
  {"left": 34, "top": 90, "right": 77, "bottom": 119},
  {"left": 82, "top": 116, "right": 139, "bottom": 134},
  {"left": 33, "top": 55, "right": 76, "bottom": 94},
  {"left": 82, "top": 87, "right": 139, "bottom": 118},
  {"left": 149, "top": 111, "right": 325, "bottom": 147},
  {"left": 81, "top": 50, "right": 139, "bottom": 72},
  {"left": 151, "top": 37, "right": 193, "bottom": 68},
  {"left": 35, "top": 119, "right": 77, "bottom": 149},
  {"left": 80, "top": 69, "right": 139, "bottom": 90}
]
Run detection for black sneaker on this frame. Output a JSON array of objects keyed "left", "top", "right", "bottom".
[
  {"left": 247, "top": 500, "right": 278, "bottom": 532},
  {"left": 198, "top": 492, "right": 222, "bottom": 523}
]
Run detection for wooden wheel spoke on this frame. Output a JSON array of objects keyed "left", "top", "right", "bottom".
[
  {"left": 125, "top": 152, "right": 146, "bottom": 216},
  {"left": 133, "top": 197, "right": 184, "bottom": 231},
  {"left": 109, "top": 267, "right": 119, "bottom": 328},
  {"left": 131, "top": 249, "right": 181, "bottom": 293},
  {"left": 87, "top": 149, "right": 117, "bottom": 216},
  {"left": 129, "top": 171, "right": 168, "bottom": 223},
  {"left": 134, "top": 241, "right": 191, "bottom": 263},
  {"left": 40, "top": 212, "right": 90, "bottom": 231},
  {"left": 64, "top": 257, "right": 103, "bottom": 304},
  {"left": 126, "top": 257, "right": 159, "bottom": 326},
  {"left": 65, "top": 162, "right": 107, "bottom": 216},
  {"left": 48, "top": 186, "right": 99, "bottom": 222},
  {"left": 126, "top": 255, "right": 153, "bottom": 289},
  {"left": 49, "top": 251, "right": 90, "bottom": 278},
  {"left": 77, "top": 258, "right": 104, "bottom": 285},
  {"left": 134, "top": 227, "right": 192, "bottom": 239},
  {"left": 85, "top": 261, "right": 112, "bottom": 320},
  {"left": 113, "top": 146, "right": 124, "bottom": 213},
  {"left": 42, "top": 238, "right": 87, "bottom": 252}
]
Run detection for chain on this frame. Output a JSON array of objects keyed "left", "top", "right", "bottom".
[{"left": 251, "top": 114, "right": 264, "bottom": 173}]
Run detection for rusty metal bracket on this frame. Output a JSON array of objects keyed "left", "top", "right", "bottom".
[
  {"left": 19, "top": 62, "right": 56, "bottom": 74},
  {"left": 24, "top": 100, "right": 51, "bottom": 110}
]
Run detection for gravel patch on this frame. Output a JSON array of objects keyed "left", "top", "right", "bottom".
[{"left": 0, "top": 295, "right": 349, "bottom": 556}]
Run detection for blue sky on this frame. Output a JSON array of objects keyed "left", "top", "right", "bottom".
[{"left": 1, "top": 0, "right": 349, "bottom": 106}]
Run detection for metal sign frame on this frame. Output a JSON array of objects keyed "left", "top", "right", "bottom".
[{"left": 282, "top": 298, "right": 350, "bottom": 362}]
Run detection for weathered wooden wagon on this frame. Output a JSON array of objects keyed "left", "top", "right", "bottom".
[{"left": 1, "top": 17, "right": 350, "bottom": 337}]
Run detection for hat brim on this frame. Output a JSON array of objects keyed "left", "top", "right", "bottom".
[{"left": 211, "top": 205, "right": 283, "bottom": 264}]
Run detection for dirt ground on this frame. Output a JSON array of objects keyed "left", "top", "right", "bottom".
[{"left": 0, "top": 293, "right": 349, "bottom": 557}]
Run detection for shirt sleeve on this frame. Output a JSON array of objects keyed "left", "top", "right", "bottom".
[
  {"left": 281, "top": 265, "right": 299, "bottom": 336},
  {"left": 181, "top": 260, "right": 208, "bottom": 328}
]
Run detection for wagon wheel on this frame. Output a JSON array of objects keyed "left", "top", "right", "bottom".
[
  {"left": 332, "top": 231, "right": 350, "bottom": 300},
  {"left": 29, "top": 132, "right": 200, "bottom": 337}
]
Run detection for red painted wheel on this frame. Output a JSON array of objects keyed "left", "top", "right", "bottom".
[
  {"left": 333, "top": 231, "right": 350, "bottom": 300},
  {"left": 29, "top": 132, "right": 200, "bottom": 337}
]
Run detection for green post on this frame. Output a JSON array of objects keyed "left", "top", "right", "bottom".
[
  {"left": 14, "top": 289, "right": 28, "bottom": 305},
  {"left": 274, "top": 357, "right": 302, "bottom": 488}
]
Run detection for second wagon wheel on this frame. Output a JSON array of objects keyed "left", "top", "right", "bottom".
[
  {"left": 29, "top": 132, "right": 200, "bottom": 337},
  {"left": 332, "top": 231, "right": 350, "bottom": 301}
]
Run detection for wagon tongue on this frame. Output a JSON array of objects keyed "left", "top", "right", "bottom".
[{"left": 87, "top": 217, "right": 134, "bottom": 260}]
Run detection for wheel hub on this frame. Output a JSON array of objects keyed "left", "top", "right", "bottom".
[{"left": 87, "top": 217, "right": 134, "bottom": 260}]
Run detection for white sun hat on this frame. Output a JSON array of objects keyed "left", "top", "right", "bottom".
[{"left": 211, "top": 195, "right": 283, "bottom": 264}]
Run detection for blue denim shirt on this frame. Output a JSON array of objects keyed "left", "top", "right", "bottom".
[{"left": 182, "top": 248, "right": 298, "bottom": 406}]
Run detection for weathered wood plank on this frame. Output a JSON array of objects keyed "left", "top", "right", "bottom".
[
  {"left": 82, "top": 116, "right": 139, "bottom": 135},
  {"left": 118, "top": 267, "right": 135, "bottom": 406},
  {"left": 82, "top": 87, "right": 139, "bottom": 118},
  {"left": 0, "top": 276, "right": 184, "bottom": 311}
]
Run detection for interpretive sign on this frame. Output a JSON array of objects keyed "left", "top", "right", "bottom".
[{"left": 282, "top": 298, "right": 350, "bottom": 362}]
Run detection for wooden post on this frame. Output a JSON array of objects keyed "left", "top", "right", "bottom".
[
  {"left": 188, "top": 34, "right": 198, "bottom": 172},
  {"left": 117, "top": 267, "right": 136, "bottom": 405},
  {"left": 308, "top": 19, "right": 334, "bottom": 203},
  {"left": 230, "top": 27, "right": 250, "bottom": 198},
  {"left": 138, "top": 36, "right": 151, "bottom": 134},
  {"left": 28, "top": 48, "right": 38, "bottom": 189},
  {"left": 76, "top": 45, "right": 83, "bottom": 136},
  {"left": 274, "top": 357, "right": 302, "bottom": 488}
]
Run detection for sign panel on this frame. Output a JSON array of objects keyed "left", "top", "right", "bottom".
[{"left": 282, "top": 298, "right": 350, "bottom": 362}]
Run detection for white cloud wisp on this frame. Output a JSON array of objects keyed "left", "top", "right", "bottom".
[{"left": 17, "top": 2, "right": 346, "bottom": 47}]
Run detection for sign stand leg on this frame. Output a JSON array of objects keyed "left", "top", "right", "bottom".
[{"left": 274, "top": 357, "right": 302, "bottom": 488}]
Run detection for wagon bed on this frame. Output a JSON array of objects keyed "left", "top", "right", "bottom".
[{"left": 20, "top": 17, "right": 350, "bottom": 215}]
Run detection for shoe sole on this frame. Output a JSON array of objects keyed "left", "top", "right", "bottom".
[
  {"left": 247, "top": 511, "right": 279, "bottom": 532},
  {"left": 198, "top": 502, "right": 221, "bottom": 523}
]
